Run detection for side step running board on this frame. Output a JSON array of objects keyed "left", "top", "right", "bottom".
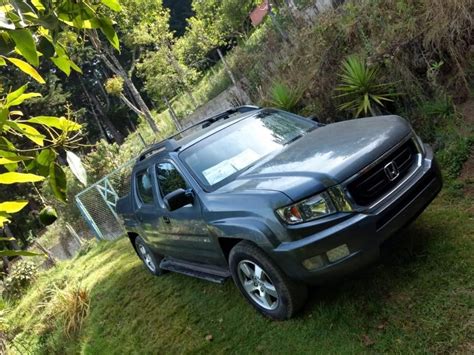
[{"left": 159, "top": 258, "right": 231, "bottom": 284}]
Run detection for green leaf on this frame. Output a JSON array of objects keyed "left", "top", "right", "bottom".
[
  {"left": 5, "top": 121, "right": 45, "bottom": 146},
  {"left": 0, "top": 250, "right": 44, "bottom": 257},
  {"left": 7, "top": 92, "right": 42, "bottom": 107},
  {"left": 0, "top": 107, "right": 7, "bottom": 129},
  {"left": 6, "top": 57, "right": 45, "bottom": 83},
  {"left": 0, "top": 200, "right": 28, "bottom": 213},
  {"left": 49, "top": 163, "right": 67, "bottom": 202},
  {"left": 99, "top": 17, "right": 120, "bottom": 50},
  {"left": 66, "top": 150, "right": 87, "bottom": 186},
  {"left": 9, "top": 29, "right": 39, "bottom": 66},
  {"left": 6, "top": 84, "right": 27, "bottom": 104},
  {"left": 31, "top": 0, "right": 45, "bottom": 11},
  {"left": 0, "top": 237, "right": 15, "bottom": 241},
  {"left": 101, "top": 0, "right": 122, "bottom": 12},
  {"left": 69, "top": 59, "right": 82, "bottom": 73},
  {"left": 0, "top": 172, "right": 45, "bottom": 184},
  {"left": 0, "top": 212, "right": 10, "bottom": 226},
  {"left": 0, "top": 137, "right": 16, "bottom": 151},
  {"left": 28, "top": 116, "right": 81, "bottom": 131},
  {"left": 51, "top": 55, "right": 71, "bottom": 76},
  {"left": 0, "top": 156, "right": 33, "bottom": 165},
  {"left": 36, "top": 148, "right": 56, "bottom": 166}
]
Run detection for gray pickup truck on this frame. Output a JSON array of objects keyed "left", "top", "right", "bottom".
[{"left": 116, "top": 106, "right": 442, "bottom": 320}]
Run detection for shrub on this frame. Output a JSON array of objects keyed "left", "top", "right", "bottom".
[
  {"left": 437, "top": 135, "right": 473, "bottom": 180},
  {"left": 420, "top": 96, "right": 456, "bottom": 120},
  {"left": 268, "top": 82, "right": 303, "bottom": 112},
  {"left": 335, "top": 56, "right": 399, "bottom": 117},
  {"left": 2, "top": 261, "right": 38, "bottom": 300}
]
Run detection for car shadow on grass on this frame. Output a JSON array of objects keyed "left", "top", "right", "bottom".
[{"left": 302, "top": 217, "right": 444, "bottom": 315}]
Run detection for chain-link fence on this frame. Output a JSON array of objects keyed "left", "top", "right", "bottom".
[{"left": 75, "top": 160, "right": 135, "bottom": 241}]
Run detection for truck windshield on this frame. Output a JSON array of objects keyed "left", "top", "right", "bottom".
[{"left": 180, "top": 110, "right": 316, "bottom": 190}]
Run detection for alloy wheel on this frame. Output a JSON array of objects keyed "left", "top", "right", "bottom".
[
  {"left": 138, "top": 243, "right": 157, "bottom": 273},
  {"left": 237, "top": 259, "right": 279, "bottom": 310}
]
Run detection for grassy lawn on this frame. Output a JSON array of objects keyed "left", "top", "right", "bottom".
[{"left": 7, "top": 189, "right": 474, "bottom": 354}]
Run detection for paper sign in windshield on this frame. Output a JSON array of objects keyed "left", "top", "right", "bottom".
[{"left": 202, "top": 149, "right": 261, "bottom": 185}]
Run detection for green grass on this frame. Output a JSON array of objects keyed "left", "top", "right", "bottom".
[{"left": 5, "top": 190, "right": 473, "bottom": 354}]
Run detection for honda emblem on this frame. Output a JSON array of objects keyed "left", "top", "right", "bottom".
[{"left": 384, "top": 161, "right": 399, "bottom": 181}]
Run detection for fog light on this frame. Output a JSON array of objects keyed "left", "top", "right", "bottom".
[
  {"left": 302, "top": 255, "right": 325, "bottom": 270},
  {"left": 326, "top": 244, "right": 350, "bottom": 262}
]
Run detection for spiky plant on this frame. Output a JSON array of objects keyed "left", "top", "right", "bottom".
[
  {"left": 335, "top": 56, "right": 399, "bottom": 117},
  {"left": 268, "top": 82, "right": 303, "bottom": 112}
]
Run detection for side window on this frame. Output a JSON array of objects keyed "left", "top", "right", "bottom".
[
  {"left": 156, "top": 162, "right": 187, "bottom": 197},
  {"left": 136, "top": 170, "right": 154, "bottom": 204}
]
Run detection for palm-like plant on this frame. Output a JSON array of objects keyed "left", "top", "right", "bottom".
[
  {"left": 268, "top": 82, "right": 303, "bottom": 112},
  {"left": 335, "top": 56, "right": 399, "bottom": 117}
]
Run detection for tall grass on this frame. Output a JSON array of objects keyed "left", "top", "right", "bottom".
[{"left": 50, "top": 283, "right": 90, "bottom": 339}]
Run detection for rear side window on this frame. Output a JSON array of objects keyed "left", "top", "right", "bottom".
[
  {"left": 156, "top": 162, "right": 187, "bottom": 197},
  {"left": 136, "top": 170, "right": 154, "bottom": 204}
]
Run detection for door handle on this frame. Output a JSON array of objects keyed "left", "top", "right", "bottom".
[{"left": 163, "top": 216, "right": 171, "bottom": 224}]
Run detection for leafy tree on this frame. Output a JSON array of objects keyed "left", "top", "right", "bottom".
[
  {"left": 0, "top": 0, "right": 120, "bottom": 256},
  {"left": 174, "top": 0, "right": 258, "bottom": 71},
  {"left": 116, "top": 0, "right": 198, "bottom": 108}
]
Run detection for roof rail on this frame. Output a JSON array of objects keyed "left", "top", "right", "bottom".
[
  {"left": 138, "top": 105, "right": 260, "bottom": 162},
  {"left": 172, "top": 105, "right": 260, "bottom": 137},
  {"left": 138, "top": 139, "right": 179, "bottom": 161}
]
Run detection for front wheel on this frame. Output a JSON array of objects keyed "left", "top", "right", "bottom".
[
  {"left": 229, "top": 241, "right": 307, "bottom": 320},
  {"left": 135, "top": 236, "right": 164, "bottom": 276}
]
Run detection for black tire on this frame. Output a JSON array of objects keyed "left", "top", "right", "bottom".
[
  {"left": 134, "top": 236, "right": 164, "bottom": 276},
  {"left": 229, "top": 241, "right": 308, "bottom": 320}
]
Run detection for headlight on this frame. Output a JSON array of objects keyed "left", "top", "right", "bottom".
[{"left": 276, "top": 192, "right": 337, "bottom": 224}]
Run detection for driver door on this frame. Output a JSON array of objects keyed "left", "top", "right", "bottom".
[{"left": 154, "top": 160, "right": 221, "bottom": 264}]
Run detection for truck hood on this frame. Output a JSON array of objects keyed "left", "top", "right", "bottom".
[{"left": 216, "top": 115, "right": 412, "bottom": 201}]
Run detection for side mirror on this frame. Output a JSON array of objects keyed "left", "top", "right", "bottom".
[{"left": 163, "top": 188, "right": 193, "bottom": 211}]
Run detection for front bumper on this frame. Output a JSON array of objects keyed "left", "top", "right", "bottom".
[{"left": 271, "top": 146, "right": 442, "bottom": 284}]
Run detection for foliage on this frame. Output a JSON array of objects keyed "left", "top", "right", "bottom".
[
  {"left": 437, "top": 135, "right": 473, "bottom": 180},
  {"left": 49, "top": 283, "right": 90, "bottom": 339},
  {"left": 421, "top": 96, "right": 456, "bottom": 120},
  {"left": 0, "top": 0, "right": 120, "bottom": 255},
  {"left": 2, "top": 260, "right": 38, "bottom": 299},
  {"left": 335, "top": 56, "right": 399, "bottom": 117},
  {"left": 267, "top": 82, "right": 303, "bottom": 112},
  {"left": 104, "top": 76, "right": 125, "bottom": 97}
]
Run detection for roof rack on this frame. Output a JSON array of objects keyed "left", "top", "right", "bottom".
[{"left": 138, "top": 105, "right": 260, "bottom": 162}]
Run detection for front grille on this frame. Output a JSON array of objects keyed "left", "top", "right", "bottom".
[{"left": 347, "top": 139, "right": 418, "bottom": 206}]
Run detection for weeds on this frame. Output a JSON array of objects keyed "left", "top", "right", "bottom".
[
  {"left": 48, "top": 283, "right": 90, "bottom": 339},
  {"left": 268, "top": 82, "right": 303, "bottom": 112}
]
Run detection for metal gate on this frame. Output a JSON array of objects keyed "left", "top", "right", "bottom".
[{"left": 75, "top": 160, "right": 135, "bottom": 240}]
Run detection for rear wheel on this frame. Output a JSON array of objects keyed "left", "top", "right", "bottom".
[
  {"left": 134, "top": 236, "right": 164, "bottom": 276},
  {"left": 229, "top": 241, "right": 307, "bottom": 320}
]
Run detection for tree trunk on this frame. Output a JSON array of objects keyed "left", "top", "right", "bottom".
[
  {"left": 217, "top": 48, "right": 248, "bottom": 104},
  {"left": 80, "top": 79, "right": 124, "bottom": 144},
  {"left": 163, "top": 96, "right": 182, "bottom": 131},
  {"left": 165, "top": 41, "right": 198, "bottom": 109},
  {"left": 34, "top": 240, "right": 56, "bottom": 267},
  {"left": 89, "top": 30, "right": 160, "bottom": 134}
]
